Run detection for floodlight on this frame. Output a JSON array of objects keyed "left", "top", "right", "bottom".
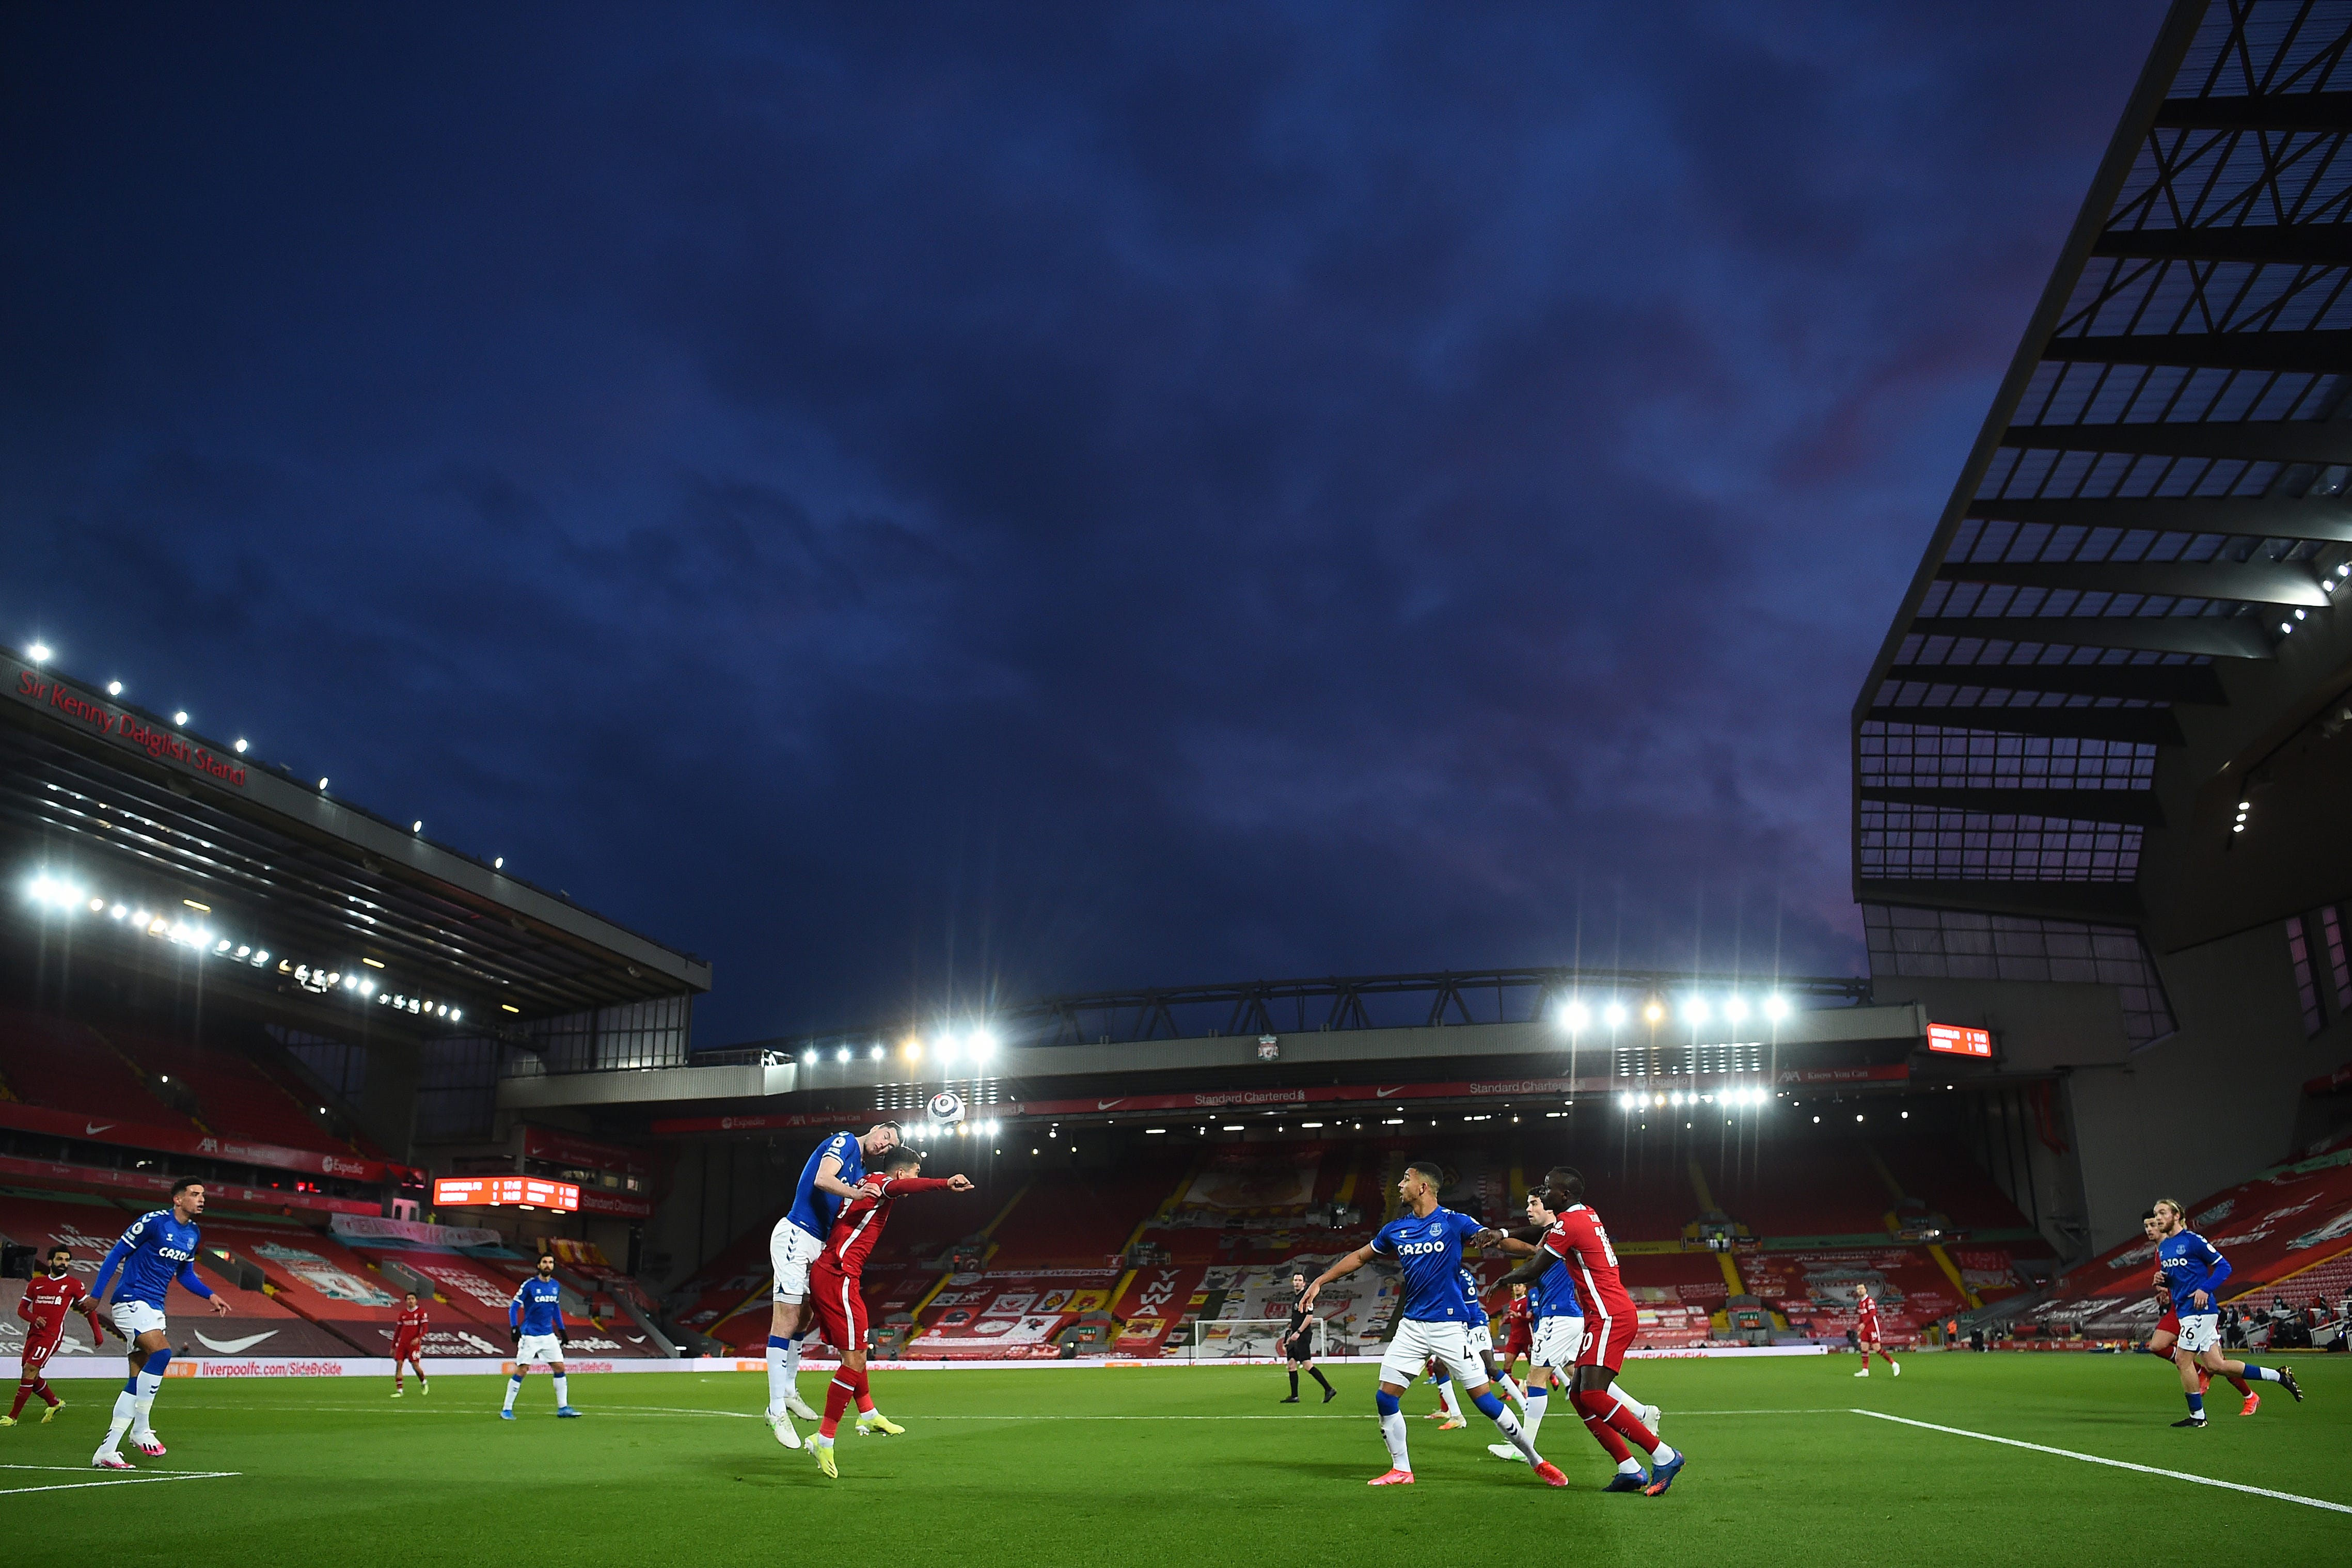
[
  {"left": 1724, "top": 996, "right": 1748, "bottom": 1023},
  {"left": 106, "top": 681, "right": 122, "bottom": 696},
  {"left": 173, "top": 711, "right": 188, "bottom": 725},
  {"left": 27, "top": 643, "right": 49, "bottom": 663},
  {"left": 1603, "top": 1002, "right": 1628, "bottom": 1027},
  {"left": 1643, "top": 1000, "right": 1665, "bottom": 1024},
  {"left": 1763, "top": 994, "right": 1790, "bottom": 1021},
  {"left": 1562, "top": 1001, "right": 1591, "bottom": 1030},
  {"left": 233, "top": 739, "right": 247, "bottom": 754},
  {"left": 1682, "top": 999, "right": 1709, "bottom": 1025}
]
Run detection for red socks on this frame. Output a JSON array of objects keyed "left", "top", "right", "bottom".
[
  {"left": 1574, "top": 1388, "right": 1658, "bottom": 1455},
  {"left": 820, "top": 1367, "right": 869, "bottom": 1439},
  {"left": 8, "top": 1375, "right": 50, "bottom": 1419},
  {"left": 1575, "top": 1391, "right": 1632, "bottom": 1462}
]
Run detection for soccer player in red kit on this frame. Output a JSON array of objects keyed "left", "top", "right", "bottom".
[
  {"left": 1520, "top": 1168, "right": 1685, "bottom": 1495},
  {"left": 5, "top": 1246, "right": 116, "bottom": 1425},
  {"left": 802, "top": 1147, "right": 974, "bottom": 1477},
  {"left": 1852, "top": 1286, "right": 1898, "bottom": 1377},
  {"left": 391, "top": 1291, "right": 430, "bottom": 1398},
  {"left": 1498, "top": 1284, "right": 1533, "bottom": 1386}
]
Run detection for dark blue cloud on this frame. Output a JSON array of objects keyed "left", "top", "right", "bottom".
[{"left": 0, "top": 2, "right": 2155, "bottom": 1040}]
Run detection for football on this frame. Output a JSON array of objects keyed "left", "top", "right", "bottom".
[{"left": 927, "top": 1089, "right": 968, "bottom": 1124}]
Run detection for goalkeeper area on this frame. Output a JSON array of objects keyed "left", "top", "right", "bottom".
[{"left": 9, "top": 1358, "right": 2346, "bottom": 1563}]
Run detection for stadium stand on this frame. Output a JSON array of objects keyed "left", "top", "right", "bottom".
[
  {"left": 99, "top": 1019, "right": 356, "bottom": 1155},
  {"left": 0, "top": 1004, "right": 183, "bottom": 1123},
  {"left": 2026, "top": 1145, "right": 2352, "bottom": 1344}
]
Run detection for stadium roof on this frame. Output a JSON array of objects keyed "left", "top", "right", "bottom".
[
  {"left": 1, "top": 645, "right": 710, "bottom": 1024},
  {"left": 1854, "top": 0, "right": 2352, "bottom": 950}
]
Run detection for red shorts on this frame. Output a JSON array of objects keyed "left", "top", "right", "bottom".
[
  {"left": 807, "top": 1264, "right": 869, "bottom": 1354},
  {"left": 1500, "top": 1330, "right": 1532, "bottom": 1364},
  {"left": 1576, "top": 1310, "right": 1636, "bottom": 1373},
  {"left": 2156, "top": 1310, "right": 2180, "bottom": 1338},
  {"left": 393, "top": 1338, "right": 424, "bottom": 1360},
  {"left": 21, "top": 1334, "right": 65, "bottom": 1369}
]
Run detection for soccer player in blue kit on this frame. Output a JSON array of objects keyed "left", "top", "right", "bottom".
[
  {"left": 87, "top": 1177, "right": 232, "bottom": 1469},
  {"left": 1301, "top": 1160, "right": 1565, "bottom": 1487},
  {"left": 2150, "top": 1198, "right": 2302, "bottom": 1427},
  {"left": 502, "top": 1254, "right": 582, "bottom": 1419},
  {"left": 763, "top": 1121, "right": 902, "bottom": 1448}
]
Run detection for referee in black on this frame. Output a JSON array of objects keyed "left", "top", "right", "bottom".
[{"left": 1280, "top": 1269, "right": 1337, "bottom": 1403}]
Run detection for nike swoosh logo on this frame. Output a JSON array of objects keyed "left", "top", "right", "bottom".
[
  {"left": 194, "top": 1329, "right": 278, "bottom": 1353},
  {"left": 85, "top": 1122, "right": 114, "bottom": 1135},
  {"left": 1374, "top": 1088, "right": 1401, "bottom": 1098},
  {"left": 1096, "top": 1100, "right": 1124, "bottom": 1111}
]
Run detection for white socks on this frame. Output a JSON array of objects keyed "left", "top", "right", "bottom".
[
  {"left": 1522, "top": 1386, "right": 1548, "bottom": 1445},
  {"left": 552, "top": 1375, "right": 569, "bottom": 1407},
  {"left": 784, "top": 1336, "right": 804, "bottom": 1380},
  {"left": 1436, "top": 1379, "right": 1462, "bottom": 1419},
  {"left": 1488, "top": 1403, "right": 1540, "bottom": 1464},
  {"left": 1379, "top": 1411, "right": 1410, "bottom": 1471},
  {"left": 765, "top": 1341, "right": 788, "bottom": 1414},
  {"left": 95, "top": 1392, "right": 135, "bottom": 1458},
  {"left": 503, "top": 1374, "right": 522, "bottom": 1413}
]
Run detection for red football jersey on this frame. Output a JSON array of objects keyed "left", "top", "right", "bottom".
[
  {"left": 18, "top": 1273, "right": 98, "bottom": 1347},
  {"left": 1542, "top": 1203, "right": 1636, "bottom": 1328},
  {"left": 1506, "top": 1294, "right": 1532, "bottom": 1329},
  {"left": 819, "top": 1175, "right": 957, "bottom": 1277},
  {"left": 1856, "top": 1296, "right": 1881, "bottom": 1334},
  {"left": 394, "top": 1304, "right": 430, "bottom": 1341}
]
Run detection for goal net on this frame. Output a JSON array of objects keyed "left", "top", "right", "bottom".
[{"left": 1180, "top": 1317, "right": 1325, "bottom": 1361}]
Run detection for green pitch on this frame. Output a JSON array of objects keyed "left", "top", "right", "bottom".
[{"left": 7, "top": 1355, "right": 2347, "bottom": 1562}]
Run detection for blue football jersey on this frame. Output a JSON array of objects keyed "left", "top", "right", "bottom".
[
  {"left": 510, "top": 1276, "right": 566, "bottom": 1336},
  {"left": 784, "top": 1131, "right": 864, "bottom": 1238},
  {"left": 1526, "top": 1249, "right": 1584, "bottom": 1320},
  {"left": 1370, "top": 1206, "right": 1485, "bottom": 1322},
  {"left": 2156, "top": 1229, "right": 2232, "bottom": 1313},
  {"left": 92, "top": 1208, "right": 212, "bottom": 1310}
]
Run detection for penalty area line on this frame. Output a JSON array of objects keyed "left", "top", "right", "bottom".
[{"left": 1850, "top": 1410, "right": 2352, "bottom": 1516}]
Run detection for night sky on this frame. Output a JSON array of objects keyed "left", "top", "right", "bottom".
[{"left": 1, "top": 4, "right": 2155, "bottom": 1044}]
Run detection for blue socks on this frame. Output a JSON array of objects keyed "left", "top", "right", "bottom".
[
  {"left": 2241, "top": 1363, "right": 2282, "bottom": 1384},
  {"left": 1469, "top": 1387, "right": 1507, "bottom": 1420},
  {"left": 2185, "top": 1391, "right": 2204, "bottom": 1416},
  {"left": 1374, "top": 1389, "right": 1401, "bottom": 1417}
]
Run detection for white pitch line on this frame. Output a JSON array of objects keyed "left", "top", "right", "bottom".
[
  {"left": 0, "top": 1469, "right": 239, "bottom": 1498},
  {"left": 1851, "top": 1410, "right": 2352, "bottom": 1516}
]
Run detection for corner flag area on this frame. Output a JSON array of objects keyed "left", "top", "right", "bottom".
[{"left": 5, "top": 1359, "right": 2344, "bottom": 1560}]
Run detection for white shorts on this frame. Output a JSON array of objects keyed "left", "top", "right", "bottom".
[
  {"left": 1530, "top": 1314, "right": 1586, "bottom": 1371},
  {"left": 770, "top": 1218, "right": 824, "bottom": 1303},
  {"left": 1466, "top": 1321, "right": 1493, "bottom": 1356},
  {"left": 515, "top": 1333, "right": 564, "bottom": 1365},
  {"left": 2175, "top": 1312, "right": 2221, "bottom": 1355},
  {"left": 112, "top": 1301, "right": 166, "bottom": 1339},
  {"left": 1380, "top": 1319, "right": 1486, "bottom": 1391}
]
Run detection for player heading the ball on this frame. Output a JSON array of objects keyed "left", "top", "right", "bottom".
[
  {"left": 802, "top": 1145, "right": 975, "bottom": 1478},
  {"left": 764, "top": 1121, "right": 903, "bottom": 1449}
]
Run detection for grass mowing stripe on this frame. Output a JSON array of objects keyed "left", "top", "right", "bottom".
[{"left": 1850, "top": 1410, "right": 2352, "bottom": 1515}]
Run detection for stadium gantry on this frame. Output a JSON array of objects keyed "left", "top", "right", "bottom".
[{"left": 1854, "top": 0, "right": 2352, "bottom": 1049}]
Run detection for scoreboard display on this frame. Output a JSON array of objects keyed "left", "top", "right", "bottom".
[
  {"left": 1925, "top": 1022, "right": 1994, "bottom": 1058},
  {"left": 432, "top": 1176, "right": 581, "bottom": 1210}
]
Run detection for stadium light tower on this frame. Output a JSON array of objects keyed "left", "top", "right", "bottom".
[{"left": 27, "top": 642, "right": 50, "bottom": 663}]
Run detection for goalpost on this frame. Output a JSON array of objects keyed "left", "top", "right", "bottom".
[{"left": 1179, "top": 1318, "right": 1327, "bottom": 1361}]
